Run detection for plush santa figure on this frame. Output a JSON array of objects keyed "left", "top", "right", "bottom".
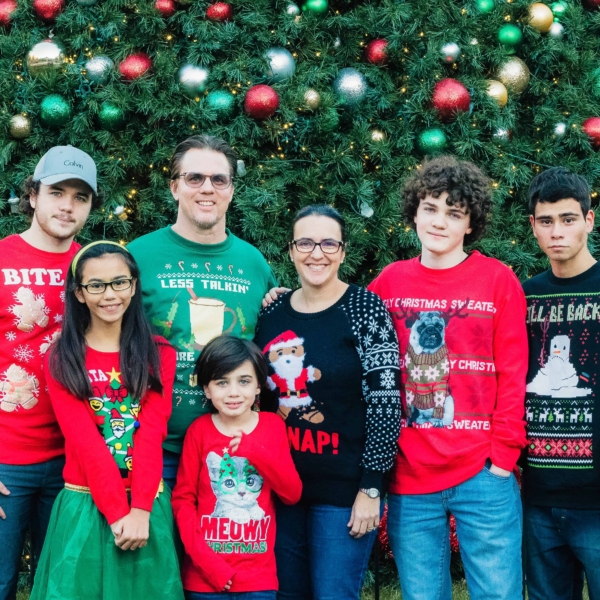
[{"left": 263, "top": 330, "right": 323, "bottom": 422}]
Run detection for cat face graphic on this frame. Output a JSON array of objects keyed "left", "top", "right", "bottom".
[{"left": 207, "top": 451, "right": 263, "bottom": 509}]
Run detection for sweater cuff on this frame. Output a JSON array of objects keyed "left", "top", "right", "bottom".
[{"left": 359, "top": 469, "right": 384, "bottom": 493}]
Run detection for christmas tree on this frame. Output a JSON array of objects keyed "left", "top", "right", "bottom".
[{"left": 1, "top": 0, "right": 600, "bottom": 288}]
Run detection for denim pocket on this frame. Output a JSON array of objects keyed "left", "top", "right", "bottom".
[{"left": 483, "top": 464, "right": 511, "bottom": 480}]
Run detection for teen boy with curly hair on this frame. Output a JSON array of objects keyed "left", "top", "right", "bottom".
[{"left": 369, "top": 156, "right": 528, "bottom": 600}]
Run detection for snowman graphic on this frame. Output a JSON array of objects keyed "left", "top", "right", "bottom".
[{"left": 527, "top": 335, "right": 592, "bottom": 398}]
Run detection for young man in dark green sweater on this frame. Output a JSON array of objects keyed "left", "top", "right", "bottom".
[
  {"left": 128, "top": 135, "right": 281, "bottom": 489},
  {"left": 523, "top": 167, "right": 600, "bottom": 600}
]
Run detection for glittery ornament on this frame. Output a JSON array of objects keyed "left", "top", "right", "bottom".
[
  {"left": 9, "top": 115, "right": 32, "bottom": 139},
  {"left": 114, "top": 205, "right": 125, "bottom": 216},
  {"left": 440, "top": 42, "right": 460, "bottom": 64},
  {"left": 265, "top": 47, "right": 296, "bottom": 82},
  {"left": 304, "top": 88, "right": 321, "bottom": 109},
  {"left": 178, "top": 64, "right": 210, "bottom": 97},
  {"left": 475, "top": 0, "right": 495, "bottom": 13},
  {"left": 498, "top": 24, "right": 523, "bottom": 51},
  {"left": 33, "top": 0, "right": 65, "bottom": 22},
  {"left": 40, "top": 94, "right": 71, "bottom": 128},
  {"left": 583, "top": 117, "right": 600, "bottom": 147},
  {"left": 550, "top": 1, "right": 568, "bottom": 20},
  {"left": 303, "top": 0, "right": 328, "bottom": 14},
  {"left": 486, "top": 80, "right": 508, "bottom": 108},
  {"left": 432, "top": 78, "right": 470, "bottom": 121},
  {"left": 450, "top": 515, "right": 460, "bottom": 553},
  {"left": 496, "top": 57, "right": 530, "bottom": 94},
  {"left": 85, "top": 55, "right": 114, "bottom": 84},
  {"left": 76, "top": 0, "right": 97, "bottom": 5},
  {"left": 365, "top": 39, "right": 388, "bottom": 66},
  {"left": 206, "top": 90, "right": 235, "bottom": 117},
  {"left": 236, "top": 160, "right": 246, "bottom": 176},
  {"left": 333, "top": 37, "right": 341, "bottom": 48},
  {"left": 553, "top": 122, "right": 566, "bottom": 137},
  {"left": 360, "top": 201, "right": 374, "bottom": 218},
  {"left": 244, "top": 85, "right": 279, "bottom": 119},
  {"left": 548, "top": 22, "right": 564, "bottom": 39},
  {"left": 27, "top": 39, "right": 65, "bottom": 75},
  {"left": 528, "top": 3, "right": 554, "bottom": 32},
  {"left": 119, "top": 52, "right": 152, "bottom": 80},
  {"left": 417, "top": 127, "right": 448, "bottom": 153},
  {"left": 206, "top": 2, "right": 232, "bottom": 21},
  {"left": 378, "top": 505, "right": 393, "bottom": 559},
  {"left": 155, "top": 0, "right": 176, "bottom": 17},
  {"left": 371, "top": 129, "right": 386, "bottom": 142},
  {"left": 8, "top": 190, "right": 20, "bottom": 213},
  {"left": 0, "top": 0, "right": 17, "bottom": 27},
  {"left": 492, "top": 127, "right": 512, "bottom": 145},
  {"left": 333, "top": 68, "right": 368, "bottom": 105},
  {"left": 286, "top": 2, "right": 300, "bottom": 15},
  {"left": 98, "top": 102, "right": 126, "bottom": 132}
]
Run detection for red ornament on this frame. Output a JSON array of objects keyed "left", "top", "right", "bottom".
[
  {"left": 206, "top": 2, "right": 232, "bottom": 21},
  {"left": 155, "top": 0, "right": 176, "bottom": 17},
  {"left": 583, "top": 117, "right": 600, "bottom": 148},
  {"left": 0, "top": 0, "right": 17, "bottom": 27},
  {"left": 33, "top": 0, "right": 65, "bottom": 22},
  {"left": 365, "top": 39, "right": 388, "bottom": 66},
  {"left": 244, "top": 85, "right": 279, "bottom": 119},
  {"left": 119, "top": 53, "right": 152, "bottom": 81},
  {"left": 432, "top": 78, "right": 471, "bottom": 121},
  {"left": 377, "top": 503, "right": 393, "bottom": 559}
]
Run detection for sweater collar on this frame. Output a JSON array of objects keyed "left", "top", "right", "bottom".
[{"left": 163, "top": 226, "right": 236, "bottom": 255}]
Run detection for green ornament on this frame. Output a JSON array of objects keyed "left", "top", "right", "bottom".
[
  {"left": 498, "top": 24, "right": 523, "bottom": 52},
  {"left": 98, "top": 102, "right": 126, "bottom": 132},
  {"left": 550, "top": 1, "right": 568, "bottom": 21},
  {"left": 302, "top": 0, "right": 328, "bottom": 14},
  {"left": 417, "top": 127, "right": 448, "bottom": 154},
  {"left": 475, "top": 0, "right": 495, "bottom": 13},
  {"left": 205, "top": 90, "right": 235, "bottom": 118},
  {"left": 40, "top": 94, "right": 71, "bottom": 128}
]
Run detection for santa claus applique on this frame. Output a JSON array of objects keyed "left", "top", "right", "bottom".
[{"left": 264, "top": 330, "right": 324, "bottom": 423}]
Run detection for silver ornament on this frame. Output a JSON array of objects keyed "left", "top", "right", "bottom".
[
  {"left": 178, "top": 64, "right": 210, "bottom": 97},
  {"left": 333, "top": 67, "right": 368, "bottom": 105},
  {"left": 236, "top": 160, "right": 246, "bottom": 177},
  {"left": 360, "top": 201, "right": 374, "bottom": 218},
  {"left": 9, "top": 115, "right": 32, "bottom": 139},
  {"left": 265, "top": 47, "right": 296, "bottom": 83},
  {"left": 371, "top": 129, "right": 386, "bottom": 142},
  {"left": 554, "top": 122, "right": 566, "bottom": 137},
  {"left": 114, "top": 205, "right": 125, "bottom": 216},
  {"left": 492, "top": 128, "right": 511, "bottom": 145},
  {"left": 333, "top": 37, "right": 341, "bottom": 48},
  {"left": 304, "top": 88, "right": 321, "bottom": 109},
  {"left": 8, "top": 191, "right": 20, "bottom": 214},
  {"left": 440, "top": 42, "right": 460, "bottom": 64},
  {"left": 76, "top": 0, "right": 97, "bottom": 5},
  {"left": 285, "top": 2, "right": 300, "bottom": 15},
  {"left": 27, "top": 39, "right": 65, "bottom": 76},
  {"left": 85, "top": 55, "right": 114, "bottom": 84},
  {"left": 548, "top": 22, "right": 565, "bottom": 40},
  {"left": 470, "top": 38, "right": 479, "bottom": 45}
]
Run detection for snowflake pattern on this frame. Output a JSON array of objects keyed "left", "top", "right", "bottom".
[
  {"left": 5, "top": 332, "right": 16, "bottom": 342},
  {"left": 14, "top": 344, "right": 34, "bottom": 363},
  {"left": 424, "top": 365, "right": 440, "bottom": 382},
  {"left": 165, "top": 264, "right": 172, "bottom": 269},
  {"left": 238, "top": 269, "right": 244, "bottom": 275},
  {"left": 434, "top": 391, "right": 446, "bottom": 407},
  {"left": 217, "top": 265, "right": 223, "bottom": 271},
  {"left": 380, "top": 369, "right": 395, "bottom": 389},
  {"left": 60, "top": 291, "right": 66, "bottom": 302},
  {"left": 441, "top": 359, "right": 450, "bottom": 374},
  {"left": 191, "top": 263, "right": 198, "bottom": 269},
  {"left": 189, "top": 399, "right": 196, "bottom": 405},
  {"left": 368, "top": 317, "right": 379, "bottom": 334},
  {"left": 53, "top": 314, "right": 63, "bottom": 324},
  {"left": 406, "top": 390, "right": 415, "bottom": 406},
  {"left": 411, "top": 365, "right": 423, "bottom": 380},
  {"left": 176, "top": 374, "right": 184, "bottom": 381}
]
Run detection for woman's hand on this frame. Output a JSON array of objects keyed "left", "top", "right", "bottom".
[
  {"left": 110, "top": 508, "right": 150, "bottom": 551},
  {"left": 262, "top": 287, "right": 291, "bottom": 308},
  {"left": 229, "top": 430, "right": 243, "bottom": 454},
  {"left": 348, "top": 491, "right": 380, "bottom": 539},
  {"left": 223, "top": 580, "right": 232, "bottom": 591}
]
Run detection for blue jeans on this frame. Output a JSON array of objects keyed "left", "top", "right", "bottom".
[
  {"left": 163, "top": 449, "right": 181, "bottom": 491},
  {"left": 185, "top": 593, "right": 276, "bottom": 600},
  {"left": 0, "top": 457, "right": 64, "bottom": 600},
  {"left": 388, "top": 463, "right": 523, "bottom": 600},
  {"left": 275, "top": 501, "right": 379, "bottom": 600},
  {"left": 523, "top": 504, "right": 600, "bottom": 600}
]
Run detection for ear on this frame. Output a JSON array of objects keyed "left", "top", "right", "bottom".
[
  {"left": 529, "top": 214, "right": 538, "bottom": 239},
  {"left": 169, "top": 179, "right": 179, "bottom": 201},
  {"left": 29, "top": 189, "right": 38, "bottom": 210},
  {"left": 130, "top": 278, "right": 137, "bottom": 297},
  {"left": 74, "top": 287, "right": 86, "bottom": 304},
  {"left": 206, "top": 451, "right": 222, "bottom": 482},
  {"left": 203, "top": 384, "right": 210, "bottom": 399},
  {"left": 585, "top": 209, "right": 595, "bottom": 233}
]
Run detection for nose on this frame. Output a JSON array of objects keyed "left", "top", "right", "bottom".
[
  {"left": 58, "top": 195, "right": 76, "bottom": 213},
  {"left": 550, "top": 223, "right": 564, "bottom": 238},
  {"left": 102, "top": 284, "right": 117, "bottom": 299},
  {"left": 310, "top": 244, "right": 325, "bottom": 259},
  {"left": 198, "top": 177, "right": 215, "bottom": 192},
  {"left": 431, "top": 213, "right": 447, "bottom": 229}
]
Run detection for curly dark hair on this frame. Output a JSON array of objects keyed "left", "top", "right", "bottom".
[
  {"left": 19, "top": 176, "right": 103, "bottom": 217},
  {"left": 402, "top": 156, "right": 492, "bottom": 246}
]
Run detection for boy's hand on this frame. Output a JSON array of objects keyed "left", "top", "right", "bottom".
[{"left": 223, "top": 580, "right": 232, "bottom": 591}]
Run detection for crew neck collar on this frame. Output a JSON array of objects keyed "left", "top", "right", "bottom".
[
  {"left": 164, "top": 226, "right": 235, "bottom": 254},
  {"left": 546, "top": 260, "right": 600, "bottom": 287}
]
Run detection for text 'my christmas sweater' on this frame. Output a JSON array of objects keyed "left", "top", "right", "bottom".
[{"left": 369, "top": 252, "right": 528, "bottom": 494}]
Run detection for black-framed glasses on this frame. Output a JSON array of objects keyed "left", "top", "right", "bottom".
[
  {"left": 172, "top": 172, "right": 233, "bottom": 190},
  {"left": 80, "top": 278, "right": 133, "bottom": 294},
  {"left": 290, "top": 238, "right": 345, "bottom": 254}
]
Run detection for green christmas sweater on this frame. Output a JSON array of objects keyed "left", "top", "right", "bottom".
[{"left": 128, "top": 227, "right": 277, "bottom": 453}]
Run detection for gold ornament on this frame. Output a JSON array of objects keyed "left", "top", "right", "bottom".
[
  {"left": 27, "top": 39, "right": 65, "bottom": 75},
  {"left": 9, "top": 115, "right": 32, "bottom": 139},
  {"left": 304, "top": 88, "right": 321, "bottom": 109},
  {"left": 486, "top": 80, "right": 508, "bottom": 108},
  {"left": 496, "top": 57, "right": 530, "bottom": 94},
  {"left": 371, "top": 129, "right": 386, "bottom": 142},
  {"left": 528, "top": 3, "right": 554, "bottom": 33}
]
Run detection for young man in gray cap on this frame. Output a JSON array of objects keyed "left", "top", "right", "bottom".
[{"left": 0, "top": 146, "right": 100, "bottom": 600}]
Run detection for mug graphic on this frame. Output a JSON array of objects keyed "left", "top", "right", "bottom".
[{"left": 189, "top": 297, "right": 237, "bottom": 349}]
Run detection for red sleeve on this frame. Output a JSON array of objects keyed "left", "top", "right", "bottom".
[
  {"left": 490, "top": 269, "right": 528, "bottom": 471},
  {"left": 171, "top": 420, "right": 236, "bottom": 592},
  {"left": 44, "top": 353, "right": 130, "bottom": 525},
  {"left": 236, "top": 415, "right": 302, "bottom": 505},
  {"left": 130, "top": 341, "right": 175, "bottom": 512}
]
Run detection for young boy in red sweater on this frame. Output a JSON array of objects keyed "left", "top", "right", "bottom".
[
  {"left": 369, "top": 156, "right": 528, "bottom": 600},
  {"left": 172, "top": 335, "right": 302, "bottom": 598},
  {"left": 0, "top": 146, "right": 101, "bottom": 600}
]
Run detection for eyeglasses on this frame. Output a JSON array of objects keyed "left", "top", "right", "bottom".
[
  {"left": 290, "top": 239, "right": 345, "bottom": 254},
  {"left": 80, "top": 278, "right": 133, "bottom": 294},
  {"left": 172, "top": 172, "right": 233, "bottom": 190}
]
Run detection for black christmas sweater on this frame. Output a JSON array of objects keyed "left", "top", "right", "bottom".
[
  {"left": 254, "top": 284, "right": 401, "bottom": 507},
  {"left": 522, "top": 262, "right": 600, "bottom": 509}
]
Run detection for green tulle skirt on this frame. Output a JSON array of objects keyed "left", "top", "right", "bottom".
[{"left": 30, "top": 486, "right": 184, "bottom": 600}]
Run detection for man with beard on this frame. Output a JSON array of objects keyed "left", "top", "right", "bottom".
[
  {"left": 0, "top": 146, "right": 100, "bottom": 600},
  {"left": 128, "top": 135, "right": 282, "bottom": 490}
]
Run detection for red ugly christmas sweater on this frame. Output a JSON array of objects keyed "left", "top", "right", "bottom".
[
  {"left": 171, "top": 412, "right": 302, "bottom": 594},
  {"left": 0, "top": 235, "right": 79, "bottom": 465},
  {"left": 368, "top": 252, "right": 528, "bottom": 494},
  {"left": 44, "top": 339, "right": 175, "bottom": 525}
]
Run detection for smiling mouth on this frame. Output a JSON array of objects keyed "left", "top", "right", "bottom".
[
  {"left": 307, "top": 264, "right": 326, "bottom": 271},
  {"left": 197, "top": 201, "right": 215, "bottom": 207},
  {"left": 100, "top": 304, "right": 121, "bottom": 311}
]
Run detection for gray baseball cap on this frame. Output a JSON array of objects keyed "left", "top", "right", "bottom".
[{"left": 33, "top": 145, "right": 97, "bottom": 193}]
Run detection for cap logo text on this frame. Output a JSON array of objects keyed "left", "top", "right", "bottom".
[{"left": 64, "top": 160, "right": 83, "bottom": 169}]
